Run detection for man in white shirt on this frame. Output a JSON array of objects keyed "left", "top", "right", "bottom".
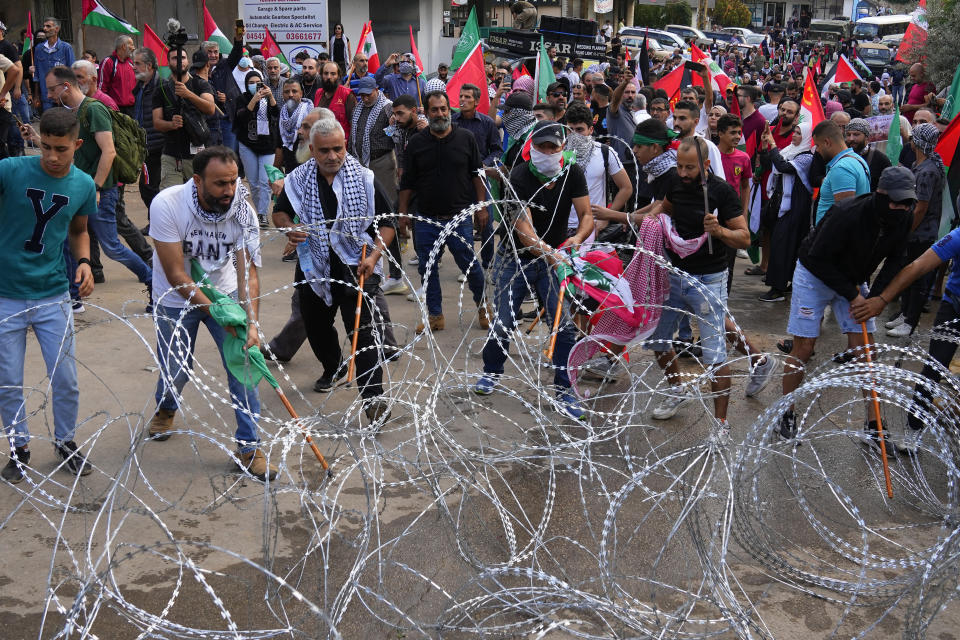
[{"left": 758, "top": 83, "right": 783, "bottom": 122}]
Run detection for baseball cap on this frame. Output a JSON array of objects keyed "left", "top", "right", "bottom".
[
  {"left": 878, "top": 166, "right": 917, "bottom": 202},
  {"left": 356, "top": 76, "right": 377, "bottom": 95},
  {"left": 530, "top": 121, "right": 565, "bottom": 146},
  {"left": 503, "top": 92, "right": 533, "bottom": 111},
  {"left": 191, "top": 50, "right": 208, "bottom": 72},
  {"left": 438, "top": 62, "right": 449, "bottom": 70}
]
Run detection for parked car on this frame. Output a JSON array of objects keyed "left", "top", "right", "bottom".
[
  {"left": 698, "top": 30, "right": 743, "bottom": 49},
  {"left": 857, "top": 42, "right": 892, "bottom": 77},
  {"left": 744, "top": 33, "right": 771, "bottom": 49},
  {"left": 621, "top": 27, "right": 687, "bottom": 53},
  {"left": 665, "top": 24, "right": 707, "bottom": 42},
  {"left": 722, "top": 27, "right": 755, "bottom": 38},
  {"left": 620, "top": 35, "right": 672, "bottom": 62}
]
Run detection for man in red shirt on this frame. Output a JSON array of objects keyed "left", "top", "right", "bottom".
[
  {"left": 314, "top": 61, "right": 356, "bottom": 143},
  {"left": 901, "top": 63, "right": 936, "bottom": 125},
  {"left": 98, "top": 35, "right": 137, "bottom": 117}
]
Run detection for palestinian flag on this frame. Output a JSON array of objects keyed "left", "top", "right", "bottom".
[
  {"left": 936, "top": 111, "right": 960, "bottom": 230},
  {"left": 555, "top": 249, "right": 641, "bottom": 327},
  {"left": 81, "top": 0, "right": 139, "bottom": 35},
  {"left": 819, "top": 54, "right": 862, "bottom": 95},
  {"left": 22, "top": 12, "right": 32, "bottom": 55},
  {"left": 202, "top": 1, "right": 232, "bottom": 56},
  {"left": 260, "top": 27, "right": 288, "bottom": 65},
  {"left": 143, "top": 23, "right": 171, "bottom": 79},
  {"left": 409, "top": 25, "right": 424, "bottom": 76}
]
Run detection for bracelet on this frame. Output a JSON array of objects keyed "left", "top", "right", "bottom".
[
  {"left": 878, "top": 294, "right": 888, "bottom": 305},
  {"left": 77, "top": 257, "right": 92, "bottom": 266}
]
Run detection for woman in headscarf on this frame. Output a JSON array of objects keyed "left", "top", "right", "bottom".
[
  {"left": 233, "top": 69, "right": 280, "bottom": 227},
  {"left": 707, "top": 104, "right": 727, "bottom": 145},
  {"left": 757, "top": 121, "right": 814, "bottom": 301},
  {"left": 511, "top": 74, "right": 535, "bottom": 103},
  {"left": 329, "top": 23, "right": 350, "bottom": 76}
]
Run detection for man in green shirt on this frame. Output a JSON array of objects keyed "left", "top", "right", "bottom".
[
  {"left": 44, "top": 66, "right": 152, "bottom": 301},
  {"left": 0, "top": 108, "right": 97, "bottom": 484}
]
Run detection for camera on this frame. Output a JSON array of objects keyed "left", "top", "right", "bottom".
[{"left": 165, "top": 18, "right": 189, "bottom": 49}]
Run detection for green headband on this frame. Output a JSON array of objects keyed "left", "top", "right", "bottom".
[{"left": 633, "top": 129, "right": 677, "bottom": 147}]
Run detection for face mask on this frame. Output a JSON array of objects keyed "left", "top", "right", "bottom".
[
  {"left": 248, "top": 84, "right": 259, "bottom": 94},
  {"left": 398, "top": 62, "right": 415, "bottom": 76},
  {"left": 285, "top": 98, "right": 298, "bottom": 112},
  {"left": 530, "top": 147, "right": 563, "bottom": 177}
]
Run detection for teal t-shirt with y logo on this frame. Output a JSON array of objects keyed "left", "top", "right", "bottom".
[{"left": 0, "top": 156, "right": 97, "bottom": 299}]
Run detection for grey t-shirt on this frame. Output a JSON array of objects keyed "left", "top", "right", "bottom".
[
  {"left": 606, "top": 103, "right": 637, "bottom": 166},
  {"left": 911, "top": 156, "right": 945, "bottom": 242}
]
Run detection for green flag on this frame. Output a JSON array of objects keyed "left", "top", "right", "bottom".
[
  {"left": 942, "top": 63, "right": 960, "bottom": 123},
  {"left": 535, "top": 35, "right": 555, "bottom": 102},
  {"left": 886, "top": 103, "right": 902, "bottom": 165},
  {"left": 450, "top": 7, "right": 479, "bottom": 71},
  {"left": 190, "top": 260, "right": 278, "bottom": 390}
]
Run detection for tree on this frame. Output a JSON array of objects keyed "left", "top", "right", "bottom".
[
  {"left": 635, "top": 1, "right": 693, "bottom": 30},
  {"left": 919, "top": 0, "right": 960, "bottom": 89},
  {"left": 710, "top": 0, "right": 752, "bottom": 28}
]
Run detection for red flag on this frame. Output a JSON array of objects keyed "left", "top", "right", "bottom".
[
  {"left": 260, "top": 27, "right": 288, "bottom": 65},
  {"left": 447, "top": 41, "right": 489, "bottom": 115},
  {"left": 800, "top": 70, "right": 825, "bottom": 130},
  {"left": 729, "top": 83, "right": 741, "bottom": 119},
  {"left": 355, "top": 21, "right": 380, "bottom": 73},
  {"left": 653, "top": 64, "right": 685, "bottom": 106},
  {"left": 691, "top": 43, "right": 707, "bottom": 60},
  {"left": 512, "top": 64, "right": 531, "bottom": 81},
  {"left": 409, "top": 25, "right": 424, "bottom": 76},
  {"left": 143, "top": 23, "right": 169, "bottom": 70}
]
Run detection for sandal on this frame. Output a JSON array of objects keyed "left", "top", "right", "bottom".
[
  {"left": 777, "top": 339, "right": 815, "bottom": 358},
  {"left": 744, "top": 265, "right": 766, "bottom": 276}
]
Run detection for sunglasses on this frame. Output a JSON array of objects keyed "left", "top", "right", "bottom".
[{"left": 549, "top": 92, "right": 568, "bottom": 98}]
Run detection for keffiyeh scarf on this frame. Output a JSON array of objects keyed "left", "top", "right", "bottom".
[
  {"left": 192, "top": 178, "right": 254, "bottom": 225},
  {"left": 502, "top": 108, "right": 536, "bottom": 141},
  {"left": 350, "top": 91, "right": 390, "bottom": 165},
  {"left": 642, "top": 149, "right": 677, "bottom": 183},
  {"left": 279, "top": 98, "right": 312, "bottom": 150},
  {"left": 285, "top": 156, "right": 370, "bottom": 304},
  {"left": 567, "top": 133, "right": 596, "bottom": 166},
  {"left": 913, "top": 123, "right": 945, "bottom": 173},
  {"left": 255, "top": 98, "right": 270, "bottom": 136}
]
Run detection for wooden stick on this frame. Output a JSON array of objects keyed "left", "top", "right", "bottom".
[
  {"left": 525, "top": 306, "right": 546, "bottom": 334},
  {"left": 861, "top": 322, "right": 894, "bottom": 499},
  {"left": 544, "top": 285, "right": 566, "bottom": 360},
  {"left": 347, "top": 245, "right": 367, "bottom": 383},
  {"left": 275, "top": 387, "right": 332, "bottom": 477}
]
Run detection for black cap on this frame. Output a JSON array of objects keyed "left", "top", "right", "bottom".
[
  {"left": 878, "top": 166, "right": 917, "bottom": 201},
  {"left": 190, "top": 49, "right": 208, "bottom": 71},
  {"left": 503, "top": 92, "right": 533, "bottom": 111},
  {"left": 546, "top": 81, "right": 567, "bottom": 95},
  {"left": 438, "top": 62, "right": 449, "bottom": 69},
  {"left": 530, "top": 121, "right": 565, "bottom": 146}
]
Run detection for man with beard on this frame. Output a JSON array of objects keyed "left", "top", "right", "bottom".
[
  {"left": 98, "top": 35, "right": 137, "bottom": 117},
  {"left": 264, "top": 57, "right": 284, "bottom": 103},
  {"left": 398, "top": 91, "right": 490, "bottom": 333},
  {"left": 544, "top": 81, "right": 568, "bottom": 122},
  {"left": 275, "top": 79, "right": 313, "bottom": 173},
  {"left": 644, "top": 137, "right": 749, "bottom": 446},
  {"left": 778, "top": 167, "right": 915, "bottom": 450},
  {"left": 813, "top": 120, "right": 870, "bottom": 224},
  {"left": 146, "top": 146, "right": 277, "bottom": 481},
  {"left": 272, "top": 118, "right": 392, "bottom": 424},
  {"left": 736, "top": 85, "right": 765, "bottom": 157},
  {"left": 845, "top": 118, "right": 891, "bottom": 193},
  {"left": 45, "top": 66, "right": 153, "bottom": 306},
  {"left": 672, "top": 100, "right": 725, "bottom": 181},
  {"left": 608, "top": 70, "right": 643, "bottom": 210},
  {"left": 294, "top": 58, "right": 321, "bottom": 103},
  {"left": 133, "top": 47, "right": 165, "bottom": 211},
  {"left": 376, "top": 53, "right": 427, "bottom": 107},
  {"left": 648, "top": 98, "right": 670, "bottom": 124},
  {"left": 202, "top": 28, "right": 244, "bottom": 154},
  {"left": 474, "top": 121, "right": 592, "bottom": 421},
  {"left": 71, "top": 60, "right": 118, "bottom": 110},
  {"left": 314, "top": 61, "right": 356, "bottom": 143},
  {"left": 153, "top": 48, "right": 217, "bottom": 189},
  {"left": 343, "top": 53, "right": 375, "bottom": 95},
  {"left": 33, "top": 18, "right": 74, "bottom": 112}
]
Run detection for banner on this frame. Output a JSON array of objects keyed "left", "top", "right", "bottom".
[
  {"left": 595, "top": 0, "right": 613, "bottom": 13},
  {"left": 242, "top": 0, "right": 329, "bottom": 67}
]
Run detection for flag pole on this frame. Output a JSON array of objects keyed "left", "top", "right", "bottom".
[
  {"left": 347, "top": 245, "right": 367, "bottom": 383},
  {"left": 861, "top": 322, "right": 894, "bottom": 499}
]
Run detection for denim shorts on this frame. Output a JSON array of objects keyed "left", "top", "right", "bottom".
[
  {"left": 645, "top": 270, "right": 728, "bottom": 366},
  {"left": 787, "top": 262, "right": 876, "bottom": 337}
]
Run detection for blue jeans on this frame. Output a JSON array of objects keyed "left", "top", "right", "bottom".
[
  {"left": 645, "top": 270, "right": 728, "bottom": 366},
  {"left": 12, "top": 94, "right": 31, "bottom": 127},
  {"left": 88, "top": 186, "right": 152, "bottom": 284},
  {"left": 237, "top": 143, "right": 272, "bottom": 219},
  {"left": 414, "top": 217, "right": 485, "bottom": 317},
  {"left": 154, "top": 303, "right": 261, "bottom": 452},
  {"left": 220, "top": 117, "right": 237, "bottom": 153},
  {"left": 0, "top": 293, "right": 79, "bottom": 447},
  {"left": 481, "top": 251, "right": 575, "bottom": 389}
]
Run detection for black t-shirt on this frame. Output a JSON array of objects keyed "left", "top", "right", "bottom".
[
  {"left": 508, "top": 162, "right": 589, "bottom": 257},
  {"left": 852, "top": 90, "right": 870, "bottom": 113},
  {"left": 152, "top": 75, "right": 214, "bottom": 158},
  {"left": 662, "top": 171, "right": 742, "bottom": 275},
  {"left": 399, "top": 127, "right": 482, "bottom": 218},
  {"left": 0, "top": 40, "right": 20, "bottom": 65},
  {"left": 591, "top": 101, "right": 609, "bottom": 138}
]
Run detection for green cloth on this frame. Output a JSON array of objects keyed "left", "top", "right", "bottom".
[
  {"left": 265, "top": 164, "right": 285, "bottom": 183},
  {"left": 190, "top": 259, "right": 278, "bottom": 390},
  {"left": 886, "top": 103, "right": 903, "bottom": 166},
  {"left": 535, "top": 35, "right": 556, "bottom": 103},
  {"left": 942, "top": 63, "right": 960, "bottom": 123}
]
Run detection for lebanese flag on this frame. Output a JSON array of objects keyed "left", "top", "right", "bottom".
[
  {"left": 819, "top": 54, "right": 862, "bottom": 96},
  {"left": 260, "top": 27, "right": 288, "bottom": 65},
  {"left": 82, "top": 0, "right": 139, "bottom": 35},
  {"left": 409, "top": 25, "right": 424, "bottom": 76},
  {"left": 447, "top": 41, "right": 490, "bottom": 115},
  {"left": 897, "top": 0, "right": 928, "bottom": 63},
  {"left": 691, "top": 45, "right": 732, "bottom": 94},
  {"left": 202, "top": 1, "right": 232, "bottom": 56},
  {"left": 356, "top": 22, "right": 380, "bottom": 73},
  {"left": 800, "top": 70, "right": 825, "bottom": 130},
  {"left": 22, "top": 12, "right": 32, "bottom": 55},
  {"left": 556, "top": 249, "right": 640, "bottom": 328},
  {"left": 143, "top": 24, "right": 171, "bottom": 79}
]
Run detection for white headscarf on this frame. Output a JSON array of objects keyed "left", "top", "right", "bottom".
[{"left": 780, "top": 121, "right": 812, "bottom": 161}]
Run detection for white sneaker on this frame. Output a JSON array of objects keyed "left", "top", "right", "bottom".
[
  {"left": 895, "top": 427, "right": 921, "bottom": 455},
  {"left": 707, "top": 419, "right": 731, "bottom": 447},
  {"left": 886, "top": 322, "right": 913, "bottom": 338},
  {"left": 652, "top": 386, "right": 693, "bottom": 420},
  {"left": 408, "top": 255, "right": 419, "bottom": 265},
  {"left": 457, "top": 273, "right": 467, "bottom": 283},
  {"left": 406, "top": 286, "right": 425, "bottom": 302},
  {"left": 382, "top": 277, "right": 409, "bottom": 295},
  {"left": 885, "top": 313, "right": 906, "bottom": 330},
  {"left": 745, "top": 356, "right": 775, "bottom": 397},
  {"left": 736, "top": 249, "right": 749, "bottom": 259},
  {"left": 71, "top": 301, "right": 85, "bottom": 314}
]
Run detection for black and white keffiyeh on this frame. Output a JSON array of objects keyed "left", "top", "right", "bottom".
[
  {"left": 191, "top": 178, "right": 254, "bottom": 225},
  {"left": 285, "top": 155, "right": 371, "bottom": 304},
  {"left": 566, "top": 132, "right": 596, "bottom": 166},
  {"left": 279, "top": 98, "right": 312, "bottom": 150},
  {"left": 643, "top": 149, "right": 677, "bottom": 182},
  {"left": 350, "top": 91, "right": 390, "bottom": 165},
  {"left": 502, "top": 109, "right": 536, "bottom": 141},
  {"left": 255, "top": 98, "right": 270, "bottom": 136}
]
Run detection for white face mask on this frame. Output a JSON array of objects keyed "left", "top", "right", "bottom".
[{"left": 530, "top": 147, "right": 563, "bottom": 177}]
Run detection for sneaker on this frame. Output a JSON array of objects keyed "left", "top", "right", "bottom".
[
  {"left": 651, "top": 386, "right": 693, "bottom": 420},
  {"left": 885, "top": 313, "right": 906, "bottom": 330},
  {"left": 382, "top": 277, "right": 409, "bottom": 295},
  {"left": 53, "top": 440, "right": 92, "bottom": 476},
  {"left": 745, "top": 356, "right": 775, "bottom": 397},
  {"left": 236, "top": 448, "right": 278, "bottom": 482},
  {"left": 408, "top": 255, "right": 419, "bottom": 265},
  {"left": 72, "top": 301, "right": 85, "bottom": 314},
  {"left": 148, "top": 408, "right": 177, "bottom": 441},
  {"left": 363, "top": 398, "right": 391, "bottom": 428},
  {"left": 406, "top": 286, "right": 425, "bottom": 302},
  {"left": 861, "top": 422, "right": 895, "bottom": 459},
  {"left": 477, "top": 304, "right": 491, "bottom": 330},
  {"left": 457, "top": 273, "right": 467, "bottom": 283},
  {"left": 313, "top": 365, "right": 347, "bottom": 392},
  {"left": 556, "top": 390, "right": 587, "bottom": 421},
  {"left": 758, "top": 288, "right": 786, "bottom": 302},
  {"left": 582, "top": 356, "right": 622, "bottom": 381},
  {"left": 258, "top": 214, "right": 270, "bottom": 229},
  {"left": 707, "top": 419, "right": 731, "bottom": 447},
  {"left": 895, "top": 427, "right": 921, "bottom": 455},
  {"left": 1, "top": 446, "right": 30, "bottom": 484},
  {"left": 778, "top": 410, "right": 800, "bottom": 442},
  {"left": 886, "top": 322, "right": 913, "bottom": 338},
  {"left": 282, "top": 251, "right": 298, "bottom": 263},
  {"left": 474, "top": 375, "right": 496, "bottom": 395},
  {"left": 736, "top": 249, "right": 749, "bottom": 259}
]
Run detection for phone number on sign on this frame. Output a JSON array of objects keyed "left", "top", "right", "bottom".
[{"left": 245, "top": 31, "right": 323, "bottom": 40}]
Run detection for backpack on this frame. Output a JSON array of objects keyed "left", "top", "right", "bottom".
[{"left": 78, "top": 98, "right": 146, "bottom": 184}]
